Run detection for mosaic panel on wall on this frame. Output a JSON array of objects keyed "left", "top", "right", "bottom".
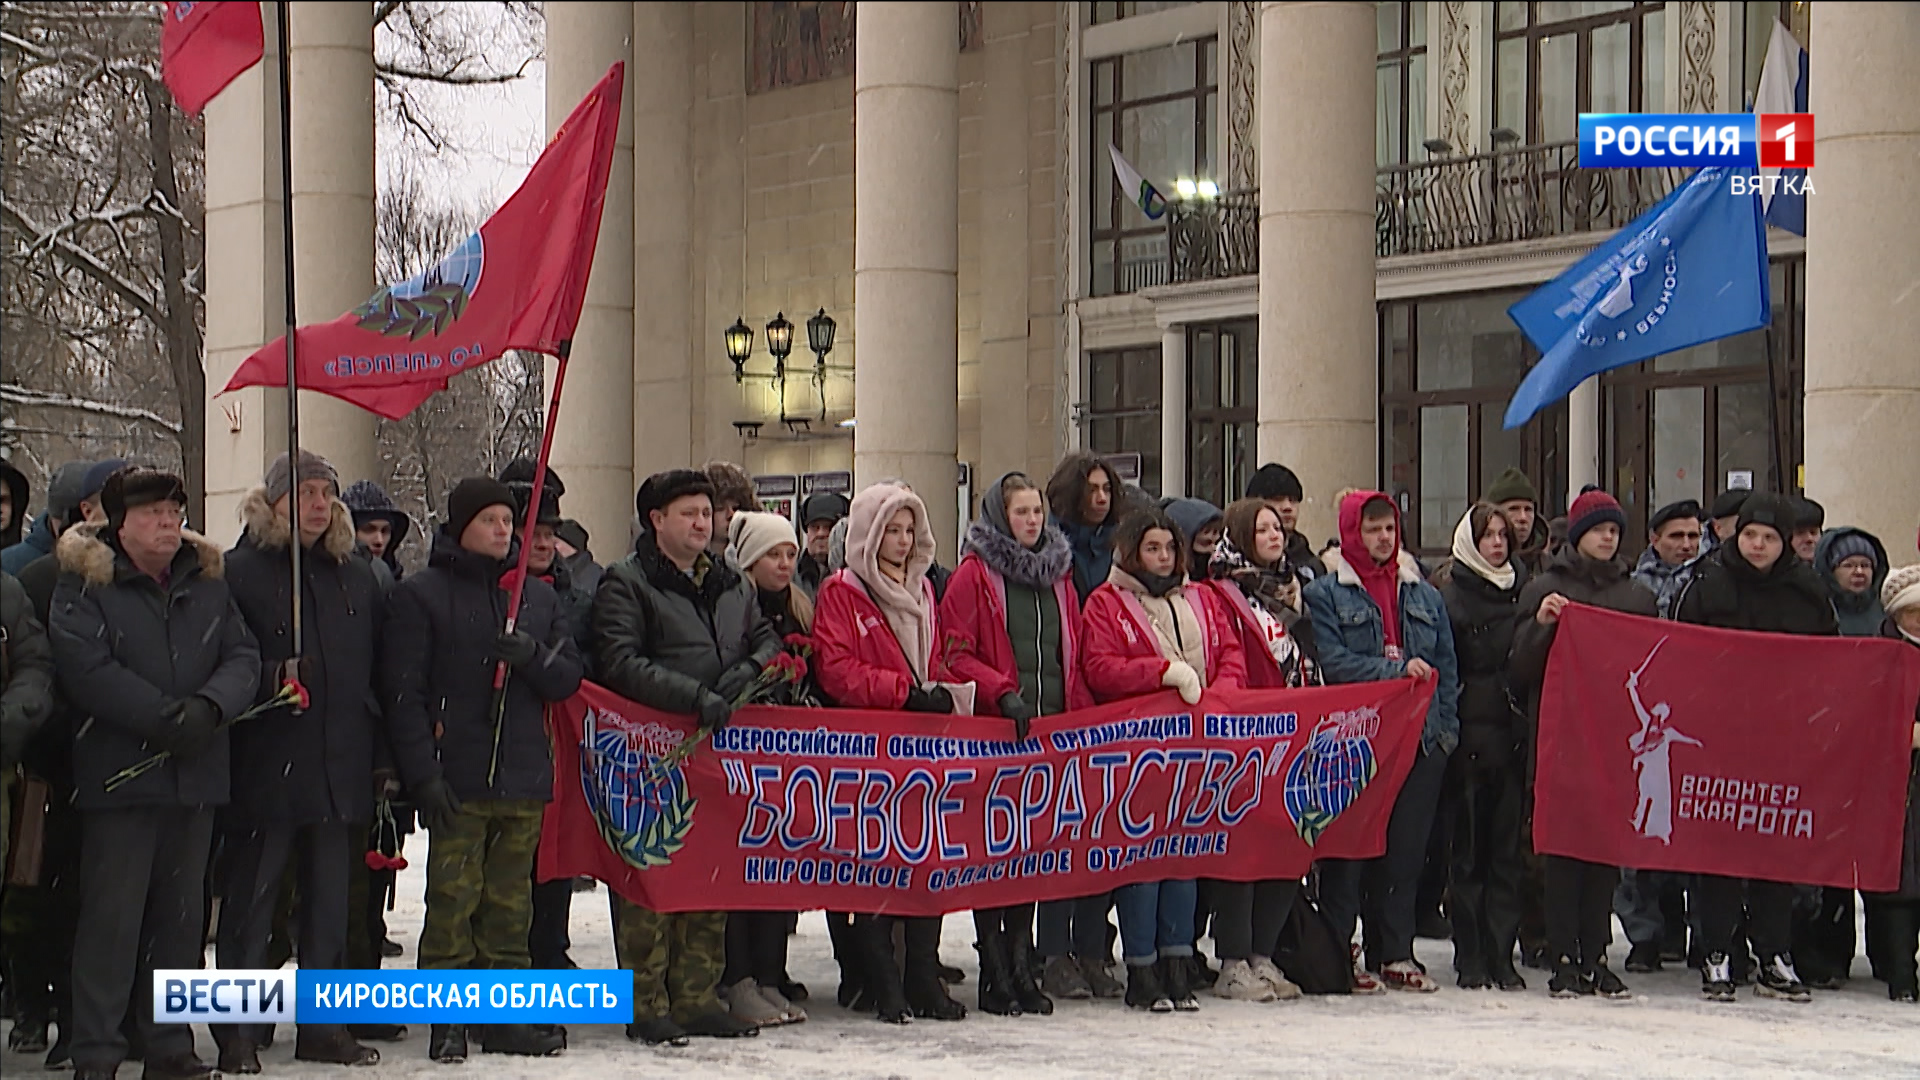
[{"left": 750, "top": 1, "right": 985, "bottom": 95}]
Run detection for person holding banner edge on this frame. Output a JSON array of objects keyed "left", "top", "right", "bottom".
[
  {"left": 1674, "top": 492, "right": 1838, "bottom": 1004},
  {"left": 1080, "top": 504, "right": 1247, "bottom": 1012},
  {"left": 941, "top": 470, "right": 1091, "bottom": 1018},
  {"left": 1868, "top": 565, "right": 1920, "bottom": 1003}
]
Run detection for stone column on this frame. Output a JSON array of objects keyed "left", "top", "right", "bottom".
[
  {"left": 546, "top": 3, "right": 634, "bottom": 557},
  {"left": 1255, "top": 2, "right": 1376, "bottom": 545},
  {"left": 1804, "top": 4, "right": 1920, "bottom": 552},
  {"left": 1568, "top": 378, "right": 1601, "bottom": 495},
  {"left": 855, "top": 2, "right": 960, "bottom": 554},
  {"left": 201, "top": 4, "right": 289, "bottom": 544},
  {"left": 1160, "top": 325, "right": 1187, "bottom": 497},
  {"left": 977, "top": 1, "right": 1033, "bottom": 492},
  {"left": 286, "top": 3, "right": 377, "bottom": 489},
  {"left": 632, "top": 2, "right": 693, "bottom": 478}
]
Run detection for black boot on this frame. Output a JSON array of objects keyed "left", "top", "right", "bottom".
[
  {"left": 295, "top": 1026, "right": 380, "bottom": 1066},
  {"left": 973, "top": 920, "right": 1021, "bottom": 1016},
  {"left": 215, "top": 1034, "right": 262, "bottom": 1076},
  {"left": 480, "top": 1023, "right": 565, "bottom": 1056},
  {"left": 826, "top": 912, "right": 869, "bottom": 1010},
  {"left": 428, "top": 1024, "right": 468, "bottom": 1064},
  {"left": 858, "top": 916, "right": 911, "bottom": 1024},
  {"left": 904, "top": 917, "right": 966, "bottom": 1021},
  {"left": 1160, "top": 955, "right": 1199, "bottom": 1011},
  {"left": 1124, "top": 961, "right": 1170, "bottom": 1012},
  {"left": 139, "top": 1051, "right": 217, "bottom": 1079},
  {"left": 624, "top": 1016, "right": 689, "bottom": 1046},
  {"left": 1004, "top": 913, "right": 1053, "bottom": 1016},
  {"left": 9, "top": 1014, "right": 50, "bottom": 1053}
]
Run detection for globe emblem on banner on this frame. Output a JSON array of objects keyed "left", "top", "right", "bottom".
[
  {"left": 579, "top": 707, "right": 694, "bottom": 870},
  {"left": 1282, "top": 710, "right": 1380, "bottom": 846},
  {"left": 352, "top": 231, "right": 484, "bottom": 340}
]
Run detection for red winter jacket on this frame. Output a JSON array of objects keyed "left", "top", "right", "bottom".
[
  {"left": 1079, "top": 579, "right": 1246, "bottom": 704},
  {"left": 938, "top": 553, "right": 1094, "bottom": 715},
  {"left": 813, "top": 569, "right": 954, "bottom": 710},
  {"left": 1198, "top": 579, "right": 1288, "bottom": 689}
]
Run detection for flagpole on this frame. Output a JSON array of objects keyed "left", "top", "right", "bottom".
[
  {"left": 488, "top": 340, "right": 571, "bottom": 786},
  {"left": 275, "top": 0, "right": 304, "bottom": 662}
]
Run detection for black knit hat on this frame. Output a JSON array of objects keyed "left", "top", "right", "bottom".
[
  {"left": 635, "top": 469, "right": 715, "bottom": 525},
  {"left": 101, "top": 466, "right": 187, "bottom": 531},
  {"left": 445, "top": 477, "right": 515, "bottom": 541},
  {"left": 498, "top": 457, "right": 564, "bottom": 526},
  {"left": 1245, "top": 463, "right": 1305, "bottom": 503},
  {"left": 1710, "top": 489, "right": 1751, "bottom": 521},
  {"left": 1736, "top": 493, "right": 1796, "bottom": 541},
  {"left": 1648, "top": 499, "right": 1704, "bottom": 534},
  {"left": 1791, "top": 497, "right": 1825, "bottom": 533},
  {"left": 555, "top": 519, "right": 590, "bottom": 553}
]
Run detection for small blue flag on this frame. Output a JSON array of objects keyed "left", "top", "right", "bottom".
[{"left": 1503, "top": 166, "right": 1771, "bottom": 429}]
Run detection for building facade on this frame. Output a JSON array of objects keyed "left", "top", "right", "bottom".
[{"left": 201, "top": 1, "right": 1917, "bottom": 562}]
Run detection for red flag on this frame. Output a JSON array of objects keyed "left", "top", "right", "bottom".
[
  {"left": 161, "top": 1, "right": 264, "bottom": 116},
  {"left": 538, "top": 679, "right": 1431, "bottom": 915},
  {"left": 1534, "top": 604, "right": 1920, "bottom": 891},
  {"left": 220, "top": 63, "right": 626, "bottom": 420}
]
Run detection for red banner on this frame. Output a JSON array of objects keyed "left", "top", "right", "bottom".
[
  {"left": 220, "top": 63, "right": 625, "bottom": 420},
  {"left": 540, "top": 679, "right": 1434, "bottom": 916},
  {"left": 1535, "top": 605, "right": 1920, "bottom": 891},
  {"left": 161, "top": 2, "right": 263, "bottom": 116}
]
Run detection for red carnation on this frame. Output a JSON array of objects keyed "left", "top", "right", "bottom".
[
  {"left": 364, "top": 850, "right": 386, "bottom": 870},
  {"left": 782, "top": 633, "right": 814, "bottom": 657}
]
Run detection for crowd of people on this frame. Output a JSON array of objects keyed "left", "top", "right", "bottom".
[{"left": 0, "top": 445, "right": 1916, "bottom": 1078}]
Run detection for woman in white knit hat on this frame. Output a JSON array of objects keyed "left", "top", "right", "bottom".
[{"left": 1866, "top": 564, "right": 1920, "bottom": 1003}]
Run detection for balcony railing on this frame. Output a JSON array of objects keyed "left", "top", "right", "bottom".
[{"left": 1143, "top": 141, "right": 1690, "bottom": 288}]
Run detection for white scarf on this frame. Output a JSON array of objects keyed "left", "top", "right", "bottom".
[{"left": 1452, "top": 510, "right": 1516, "bottom": 590}]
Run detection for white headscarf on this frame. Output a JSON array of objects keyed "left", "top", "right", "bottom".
[{"left": 1452, "top": 508, "right": 1516, "bottom": 590}]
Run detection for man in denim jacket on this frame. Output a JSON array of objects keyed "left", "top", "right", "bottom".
[{"left": 1304, "top": 490, "right": 1459, "bottom": 993}]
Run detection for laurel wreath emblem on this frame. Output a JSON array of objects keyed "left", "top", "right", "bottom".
[
  {"left": 353, "top": 280, "right": 470, "bottom": 341},
  {"left": 599, "top": 762, "right": 696, "bottom": 871}
]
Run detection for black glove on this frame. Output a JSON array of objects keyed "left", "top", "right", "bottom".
[
  {"left": 904, "top": 685, "right": 955, "bottom": 715},
  {"left": 414, "top": 776, "right": 464, "bottom": 832},
  {"left": 493, "top": 630, "right": 539, "bottom": 668},
  {"left": 696, "top": 690, "right": 734, "bottom": 732},
  {"left": 159, "top": 696, "right": 221, "bottom": 757},
  {"left": 997, "top": 692, "right": 1035, "bottom": 742},
  {"left": 715, "top": 660, "right": 761, "bottom": 703}
]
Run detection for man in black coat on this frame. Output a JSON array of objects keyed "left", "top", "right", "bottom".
[
  {"left": 592, "top": 469, "right": 780, "bottom": 1045},
  {"left": 212, "top": 450, "right": 385, "bottom": 1071},
  {"left": 794, "top": 491, "right": 848, "bottom": 598},
  {"left": 382, "top": 478, "right": 583, "bottom": 1064},
  {"left": 49, "top": 467, "right": 261, "bottom": 1080}
]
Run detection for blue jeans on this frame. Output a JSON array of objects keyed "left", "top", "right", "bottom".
[
  {"left": 1113, "top": 880, "right": 1197, "bottom": 965},
  {"left": 1613, "top": 868, "right": 1668, "bottom": 948}
]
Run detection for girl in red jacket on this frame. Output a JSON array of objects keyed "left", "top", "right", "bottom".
[
  {"left": 940, "top": 472, "right": 1090, "bottom": 1019},
  {"left": 1080, "top": 505, "right": 1245, "bottom": 1012},
  {"left": 814, "top": 482, "right": 973, "bottom": 1023}
]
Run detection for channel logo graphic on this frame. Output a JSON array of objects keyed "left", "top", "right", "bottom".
[
  {"left": 1580, "top": 113, "right": 1814, "bottom": 169},
  {"left": 154, "top": 970, "right": 633, "bottom": 1025}
]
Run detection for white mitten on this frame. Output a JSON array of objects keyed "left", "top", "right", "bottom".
[{"left": 1162, "top": 660, "right": 1203, "bottom": 706}]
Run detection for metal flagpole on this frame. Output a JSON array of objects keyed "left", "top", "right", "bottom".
[{"left": 275, "top": 0, "right": 304, "bottom": 660}]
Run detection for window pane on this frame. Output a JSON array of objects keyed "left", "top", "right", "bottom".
[
  {"left": 1190, "top": 423, "right": 1224, "bottom": 507},
  {"left": 1202, "top": 90, "right": 1218, "bottom": 179},
  {"left": 1123, "top": 42, "right": 1198, "bottom": 101},
  {"left": 1744, "top": 4, "right": 1784, "bottom": 107},
  {"left": 1235, "top": 325, "right": 1258, "bottom": 408},
  {"left": 1408, "top": 52, "right": 1428, "bottom": 156},
  {"left": 1116, "top": 232, "right": 1168, "bottom": 292},
  {"left": 1089, "top": 353, "right": 1121, "bottom": 410},
  {"left": 1122, "top": 349, "right": 1161, "bottom": 408},
  {"left": 1651, "top": 385, "right": 1705, "bottom": 511},
  {"left": 1591, "top": 21, "right": 1632, "bottom": 115},
  {"left": 1409, "top": 0, "right": 1427, "bottom": 50},
  {"left": 1384, "top": 302, "right": 1413, "bottom": 394},
  {"left": 1716, "top": 381, "right": 1772, "bottom": 493},
  {"left": 1094, "top": 111, "right": 1116, "bottom": 230},
  {"left": 1496, "top": 37, "right": 1527, "bottom": 135},
  {"left": 1538, "top": 1, "right": 1631, "bottom": 24},
  {"left": 1230, "top": 421, "right": 1255, "bottom": 506},
  {"left": 1095, "top": 59, "right": 1116, "bottom": 108},
  {"left": 1416, "top": 292, "right": 1529, "bottom": 392},
  {"left": 1537, "top": 33, "right": 1578, "bottom": 142},
  {"left": 1643, "top": 8, "right": 1666, "bottom": 112},
  {"left": 1377, "top": 1, "right": 1402, "bottom": 54},
  {"left": 1386, "top": 404, "right": 1417, "bottom": 504},
  {"left": 1190, "top": 329, "right": 1218, "bottom": 410},
  {"left": 1478, "top": 402, "right": 1525, "bottom": 501},
  {"left": 1093, "top": 242, "right": 1117, "bottom": 297},
  {"left": 1377, "top": 62, "right": 1404, "bottom": 167},
  {"left": 1118, "top": 98, "right": 1198, "bottom": 214},
  {"left": 1653, "top": 343, "right": 1722, "bottom": 373},
  {"left": 1497, "top": 2, "right": 1529, "bottom": 32},
  {"left": 1204, "top": 38, "right": 1217, "bottom": 88},
  {"left": 1420, "top": 405, "right": 1471, "bottom": 550},
  {"left": 1089, "top": 417, "right": 1118, "bottom": 452}
]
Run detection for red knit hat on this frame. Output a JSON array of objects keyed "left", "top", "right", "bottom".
[{"left": 1567, "top": 489, "right": 1626, "bottom": 548}]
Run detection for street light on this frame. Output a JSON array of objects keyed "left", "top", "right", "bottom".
[
  {"left": 725, "top": 317, "right": 754, "bottom": 382},
  {"left": 723, "top": 309, "right": 847, "bottom": 425},
  {"left": 765, "top": 311, "right": 794, "bottom": 380}
]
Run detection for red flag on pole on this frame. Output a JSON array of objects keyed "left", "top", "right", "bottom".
[
  {"left": 161, "top": 1, "right": 265, "bottom": 116},
  {"left": 220, "top": 62, "right": 626, "bottom": 420},
  {"left": 1533, "top": 604, "right": 1920, "bottom": 891}
]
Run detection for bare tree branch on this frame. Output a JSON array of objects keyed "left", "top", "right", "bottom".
[{"left": 1, "top": 382, "right": 184, "bottom": 435}]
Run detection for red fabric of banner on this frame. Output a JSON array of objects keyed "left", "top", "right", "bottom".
[
  {"left": 540, "top": 679, "right": 1434, "bottom": 916},
  {"left": 219, "top": 63, "right": 626, "bottom": 419},
  {"left": 161, "top": 1, "right": 264, "bottom": 116},
  {"left": 1535, "top": 604, "right": 1920, "bottom": 891}
]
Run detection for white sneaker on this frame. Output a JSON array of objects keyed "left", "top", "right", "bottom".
[
  {"left": 723, "top": 978, "right": 788, "bottom": 1027},
  {"left": 1213, "top": 959, "right": 1278, "bottom": 1002},
  {"left": 757, "top": 982, "right": 807, "bottom": 1024},
  {"left": 1249, "top": 956, "right": 1302, "bottom": 1000}
]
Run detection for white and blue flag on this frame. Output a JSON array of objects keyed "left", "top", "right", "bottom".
[{"left": 1753, "top": 20, "right": 1809, "bottom": 235}]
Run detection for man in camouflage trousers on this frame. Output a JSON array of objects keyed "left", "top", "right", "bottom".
[{"left": 383, "top": 478, "right": 583, "bottom": 1064}]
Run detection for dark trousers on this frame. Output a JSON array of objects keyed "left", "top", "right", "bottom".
[
  {"left": 1205, "top": 879, "right": 1300, "bottom": 960},
  {"left": 2, "top": 788, "right": 80, "bottom": 1027},
  {"left": 72, "top": 807, "right": 214, "bottom": 1072},
  {"left": 1448, "top": 758, "right": 1526, "bottom": 977},
  {"left": 1544, "top": 855, "right": 1618, "bottom": 967},
  {"left": 212, "top": 822, "right": 353, "bottom": 1051},
  {"left": 1792, "top": 886, "right": 1857, "bottom": 982},
  {"left": 1864, "top": 894, "right": 1919, "bottom": 993},
  {"left": 529, "top": 875, "right": 575, "bottom": 969},
  {"left": 1417, "top": 763, "right": 1459, "bottom": 925},
  {"left": 722, "top": 910, "right": 795, "bottom": 988},
  {"left": 1699, "top": 874, "right": 1793, "bottom": 959},
  {"left": 1036, "top": 892, "right": 1111, "bottom": 961},
  {"left": 1320, "top": 746, "right": 1449, "bottom": 968}
]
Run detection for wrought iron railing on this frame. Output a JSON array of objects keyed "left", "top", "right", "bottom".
[
  {"left": 1166, "top": 191, "right": 1259, "bottom": 283},
  {"left": 1374, "top": 140, "right": 1690, "bottom": 258}
]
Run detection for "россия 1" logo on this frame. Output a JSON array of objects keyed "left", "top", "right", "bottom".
[{"left": 1580, "top": 113, "right": 1813, "bottom": 169}]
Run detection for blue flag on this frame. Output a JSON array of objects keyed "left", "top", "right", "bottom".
[{"left": 1503, "top": 166, "right": 1771, "bottom": 429}]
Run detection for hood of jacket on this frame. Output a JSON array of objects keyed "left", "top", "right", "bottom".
[
  {"left": 1162, "top": 498, "right": 1223, "bottom": 548},
  {"left": 340, "top": 479, "right": 412, "bottom": 548},
  {"left": 1814, "top": 526, "right": 1890, "bottom": 624},
  {"left": 1321, "top": 540, "right": 1425, "bottom": 589},
  {"left": 846, "top": 484, "right": 936, "bottom": 596},
  {"left": 239, "top": 486, "right": 358, "bottom": 561},
  {"left": 55, "top": 520, "right": 224, "bottom": 587}
]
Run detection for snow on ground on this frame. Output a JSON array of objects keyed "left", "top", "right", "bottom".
[{"left": 7, "top": 844, "right": 1917, "bottom": 1079}]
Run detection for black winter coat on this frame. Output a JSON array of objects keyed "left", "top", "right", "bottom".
[
  {"left": 49, "top": 524, "right": 261, "bottom": 811},
  {"left": 383, "top": 530, "right": 583, "bottom": 803},
  {"left": 1511, "top": 548, "right": 1658, "bottom": 738},
  {"left": 1437, "top": 559, "right": 1529, "bottom": 771},
  {"left": 1, "top": 571, "right": 55, "bottom": 771},
  {"left": 1879, "top": 618, "right": 1920, "bottom": 899},
  {"left": 224, "top": 489, "right": 386, "bottom": 826},
  {"left": 590, "top": 532, "right": 780, "bottom": 713},
  {"left": 1673, "top": 547, "right": 1840, "bottom": 637}
]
